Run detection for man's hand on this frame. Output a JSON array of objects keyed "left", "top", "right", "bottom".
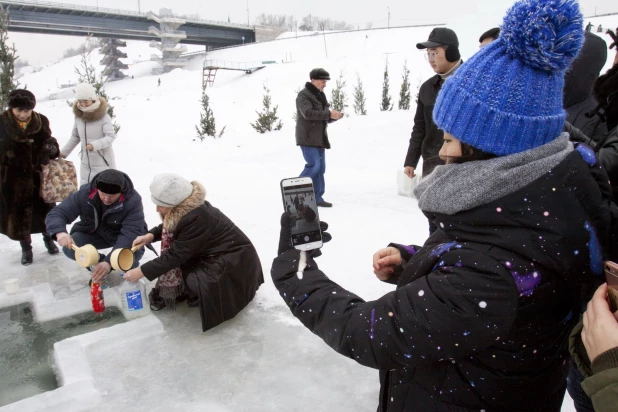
[
  {"left": 86, "top": 144, "right": 94, "bottom": 151},
  {"left": 133, "top": 233, "right": 154, "bottom": 248},
  {"left": 56, "top": 233, "right": 74, "bottom": 248},
  {"left": 123, "top": 267, "right": 144, "bottom": 282},
  {"left": 582, "top": 283, "right": 618, "bottom": 362},
  {"left": 91, "top": 261, "right": 112, "bottom": 283},
  {"left": 404, "top": 166, "right": 416, "bottom": 179},
  {"left": 373, "top": 247, "right": 402, "bottom": 281},
  {"left": 330, "top": 110, "right": 343, "bottom": 120}
]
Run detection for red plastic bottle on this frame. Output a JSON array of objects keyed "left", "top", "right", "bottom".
[{"left": 90, "top": 281, "right": 105, "bottom": 313}]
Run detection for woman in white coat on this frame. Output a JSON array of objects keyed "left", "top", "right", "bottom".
[{"left": 61, "top": 83, "right": 117, "bottom": 186}]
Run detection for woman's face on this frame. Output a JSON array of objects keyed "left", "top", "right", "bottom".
[
  {"left": 78, "top": 100, "right": 95, "bottom": 108},
  {"left": 11, "top": 108, "right": 32, "bottom": 122},
  {"left": 439, "top": 132, "right": 462, "bottom": 164},
  {"left": 156, "top": 205, "right": 172, "bottom": 216}
]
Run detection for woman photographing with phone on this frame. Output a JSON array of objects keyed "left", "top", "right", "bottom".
[{"left": 271, "top": 0, "right": 618, "bottom": 410}]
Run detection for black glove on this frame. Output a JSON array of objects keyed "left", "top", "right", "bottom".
[
  {"left": 277, "top": 212, "right": 331, "bottom": 257},
  {"left": 40, "top": 144, "right": 58, "bottom": 166}
]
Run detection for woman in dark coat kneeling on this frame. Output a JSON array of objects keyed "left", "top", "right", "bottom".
[{"left": 123, "top": 173, "right": 264, "bottom": 332}]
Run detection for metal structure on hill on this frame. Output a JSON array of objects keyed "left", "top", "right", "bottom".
[{"left": 201, "top": 59, "right": 271, "bottom": 89}]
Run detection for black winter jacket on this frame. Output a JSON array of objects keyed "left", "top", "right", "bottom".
[
  {"left": 272, "top": 146, "right": 617, "bottom": 411},
  {"left": 404, "top": 74, "right": 444, "bottom": 175},
  {"left": 142, "top": 183, "right": 264, "bottom": 332},
  {"left": 295, "top": 82, "right": 335, "bottom": 149},
  {"left": 45, "top": 171, "right": 147, "bottom": 263}
]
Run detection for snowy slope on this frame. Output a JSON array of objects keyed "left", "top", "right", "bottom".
[{"left": 2, "top": 17, "right": 618, "bottom": 411}]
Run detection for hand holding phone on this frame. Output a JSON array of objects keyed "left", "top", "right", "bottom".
[{"left": 280, "top": 177, "right": 323, "bottom": 251}]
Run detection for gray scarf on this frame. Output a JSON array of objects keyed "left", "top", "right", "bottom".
[{"left": 413, "top": 134, "right": 573, "bottom": 215}]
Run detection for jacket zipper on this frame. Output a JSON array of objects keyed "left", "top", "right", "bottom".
[
  {"left": 88, "top": 200, "right": 123, "bottom": 232},
  {"left": 381, "top": 370, "right": 392, "bottom": 412}
]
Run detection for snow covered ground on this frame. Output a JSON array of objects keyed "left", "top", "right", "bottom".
[{"left": 2, "top": 14, "right": 618, "bottom": 411}]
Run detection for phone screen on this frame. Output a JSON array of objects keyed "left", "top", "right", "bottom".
[
  {"left": 281, "top": 179, "right": 322, "bottom": 250},
  {"left": 605, "top": 261, "right": 618, "bottom": 312}
]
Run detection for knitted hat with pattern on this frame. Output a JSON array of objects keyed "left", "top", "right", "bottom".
[{"left": 433, "top": 0, "right": 584, "bottom": 156}]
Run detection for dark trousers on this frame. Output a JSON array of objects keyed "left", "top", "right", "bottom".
[
  {"left": 299, "top": 146, "right": 326, "bottom": 203},
  {"left": 20, "top": 233, "right": 53, "bottom": 251},
  {"left": 62, "top": 232, "right": 144, "bottom": 269},
  {"left": 566, "top": 362, "right": 595, "bottom": 412}
]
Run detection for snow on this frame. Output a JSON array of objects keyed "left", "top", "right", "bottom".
[{"left": 3, "top": 15, "right": 618, "bottom": 411}]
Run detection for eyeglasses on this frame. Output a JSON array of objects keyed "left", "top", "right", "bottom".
[{"left": 424, "top": 51, "right": 443, "bottom": 61}]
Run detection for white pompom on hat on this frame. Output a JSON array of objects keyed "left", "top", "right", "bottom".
[
  {"left": 75, "top": 83, "right": 97, "bottom": 101},
  {"left": 150, "top": 173, "right": 194, "bottom": 207}
]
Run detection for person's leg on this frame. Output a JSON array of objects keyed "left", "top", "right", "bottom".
[
  {"left": 19, "top": 236, "right": 33, "bottom": 266},
  {"left": 566, "top": 362, "right": 595, "bottom": 412},
  {"left": 299, "top": 146, "right": 323, "bottom": 203},
  {"left": 317, "top": 148, "right": 326, "bottom": 202}
]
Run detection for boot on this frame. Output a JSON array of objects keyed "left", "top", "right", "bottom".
[
  {"left": 42, "top": 233, "right": 59, "bottom": 255},
  {"left": 21, "top": 250, "right": 33, "bottom": 265},
  {"left": 20, "top": 239, "right": 33, "bottom": 266}
]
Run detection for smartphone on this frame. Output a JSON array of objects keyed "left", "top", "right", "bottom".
[
  {"left": 280, "top": 177, "right": 323, "bottom": 251},
  {"left": 604, "top": 261, "right": 618, "bottom": 312}
]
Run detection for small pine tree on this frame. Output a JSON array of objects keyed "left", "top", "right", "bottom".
[
  {"left": 251, "top": 85, "right": 283, "bottom": 133},
  {"left": 0, "top": 6, "right": 19, "bottom": 110},
  {"left": 330, "top": 71, "right": 348, "bottom": 113},
  {"left": 398, "top": 60, "right": 411, "bottom": 110},
  {"left": 74, "top": 35, "right": 120, "bottom": 134},
  {"left": 195, "top": 88, "right": 225, "bottom": 140},
  {"left": 380, "top": 59, "right": 393, "bottom": 111},
  {"left": 353, "top": 74, "right": 367, "bottom": 116}
]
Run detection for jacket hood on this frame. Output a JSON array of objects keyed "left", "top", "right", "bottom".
[
  {"left": 72, "top": 97, "right": 108, "bottom": 122},
  {"left": 162, "top": 181, "right": 206, "bottom": 232},
  {"left": 564, "top": 32, "right": 608, "bottom": 108}
]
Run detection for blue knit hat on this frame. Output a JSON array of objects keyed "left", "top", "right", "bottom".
[{"left": 433, "top": 0, "right": 584, "bottom": 156}]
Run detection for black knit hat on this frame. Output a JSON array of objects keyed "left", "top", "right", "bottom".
[
  {"left": 95, "top": 170, "right": 126, "bottom": 195},
  {"left": 310, "top": 68, "right": 330, "bottom": 80},
  {"left": 479, "top": 27, "right": 500, "bottom": 43},
  {"left": 8, "top": 89, "right": 36, "bottom": 110}
]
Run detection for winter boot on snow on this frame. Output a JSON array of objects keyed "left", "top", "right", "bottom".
[
  {"left": 20, "top": 239, "right": 33, "bottom": 266},
  {"left": 42, "top": 233, "right": 59, "bottom": 254}
]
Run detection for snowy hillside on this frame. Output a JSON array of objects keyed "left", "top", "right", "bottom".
[{"left": 2, "top": 15, "right": 618, "bottom": 411}]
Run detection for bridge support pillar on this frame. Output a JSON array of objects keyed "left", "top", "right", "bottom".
[
  {"left": 147, "top": 8, "right": 188, "bottom": 74},
  {"left": 100, "top": 39, "right": 128, "bottom": 82}
]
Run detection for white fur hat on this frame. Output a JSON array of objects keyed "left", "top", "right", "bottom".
[
  {"left": 75, "top": 83, "right": 97, "bottom": 101},
  {"left": 150, "top": 173, "right": 193, "bottom": 207}
]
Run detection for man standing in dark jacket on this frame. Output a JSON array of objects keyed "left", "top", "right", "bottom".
[
  {"left": 404, "top": 28, "right": 462, "bottom": 178},
  {"left": 295, "top": 68, "right": 343, "bottom": 208},
  {"left": 45, "top": 169, "right": 146, "bottom": 281},
  {"left": 564, "top": 31, "right": 608, "bottom": 142}
]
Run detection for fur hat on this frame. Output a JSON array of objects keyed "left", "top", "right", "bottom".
[
  {"left": 150, "top": 173, "right": 193, "bottom": 207},
  {"left": 310, "top": 68, "right": 330, "bottom": 80},
  {"left": 433, "top": 0, "right": 584, "bottom": 156},
  {"left": 94, "top": 170, "right": 127, "bottom": 195},
  {"left": 75, "top": 83, "right": 97, "bottom": 101},
  {"left": 8, "top": 89, "right": 36, "bottom": 110}
]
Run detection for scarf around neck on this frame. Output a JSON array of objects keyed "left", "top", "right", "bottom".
[
  {"left": 155, "top": 228, "right": 185, "bottom": 309},
  {"left": 78, "top": 99, "right": 101, "bottom": 113},
  {"left": 413, "top": 134, "right": 573, "bottom": 215}
]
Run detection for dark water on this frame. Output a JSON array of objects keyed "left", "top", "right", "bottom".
[{"left": 0, "top": 304, "right": 125, "bottom": 407}]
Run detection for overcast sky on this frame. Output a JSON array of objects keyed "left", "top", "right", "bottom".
[{"left": 8, "top": 0, "right": 618, "bottom": 66}]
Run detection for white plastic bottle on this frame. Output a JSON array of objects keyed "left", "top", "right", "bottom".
[{"left": 119, "top": 276, "right": 151, "bottom": 320}]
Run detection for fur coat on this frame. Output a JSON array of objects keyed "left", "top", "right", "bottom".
[
  {"left": 141, "top": 182, "right": 264, "bottom": 331},
  {"left": 62, "top": 97, "right": 116, "bottom": 186},
  {"left": 0, "top": 110, "right": 59, "bottom": 241}
]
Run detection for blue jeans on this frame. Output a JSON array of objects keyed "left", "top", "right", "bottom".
[
  {"left": 62, "top": 231, "right": 144, "bottom": 269},
  {"left": 566, "top": 362, "right": 595, "bottom": 412},
  {"left": 299, "top": 146, "right": 326, "bottom": 203}
]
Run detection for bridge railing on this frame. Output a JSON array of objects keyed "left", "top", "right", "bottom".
[
  {"left": 204, "top": 59, "right": 267, "bottom": 70},
  {"left": 0, "top": 0, "right": 253, "bottom": 29}
]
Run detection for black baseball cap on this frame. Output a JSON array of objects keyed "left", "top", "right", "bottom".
[{"left": 416, "top": 27, "right": 459, "bottom": 49}]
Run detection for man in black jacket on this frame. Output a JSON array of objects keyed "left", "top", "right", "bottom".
[
  {"left": 563, "top": 31, "right": 608, "bottom": 142},
  {"left": 45, "top": 169, "right": 147, "bottom": 281},
  {"left": 295, "top": 68, "right": 343, "bottom": 208},
  {"left": 404, "top": 28, "right": 462, "bottom": 179}
]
